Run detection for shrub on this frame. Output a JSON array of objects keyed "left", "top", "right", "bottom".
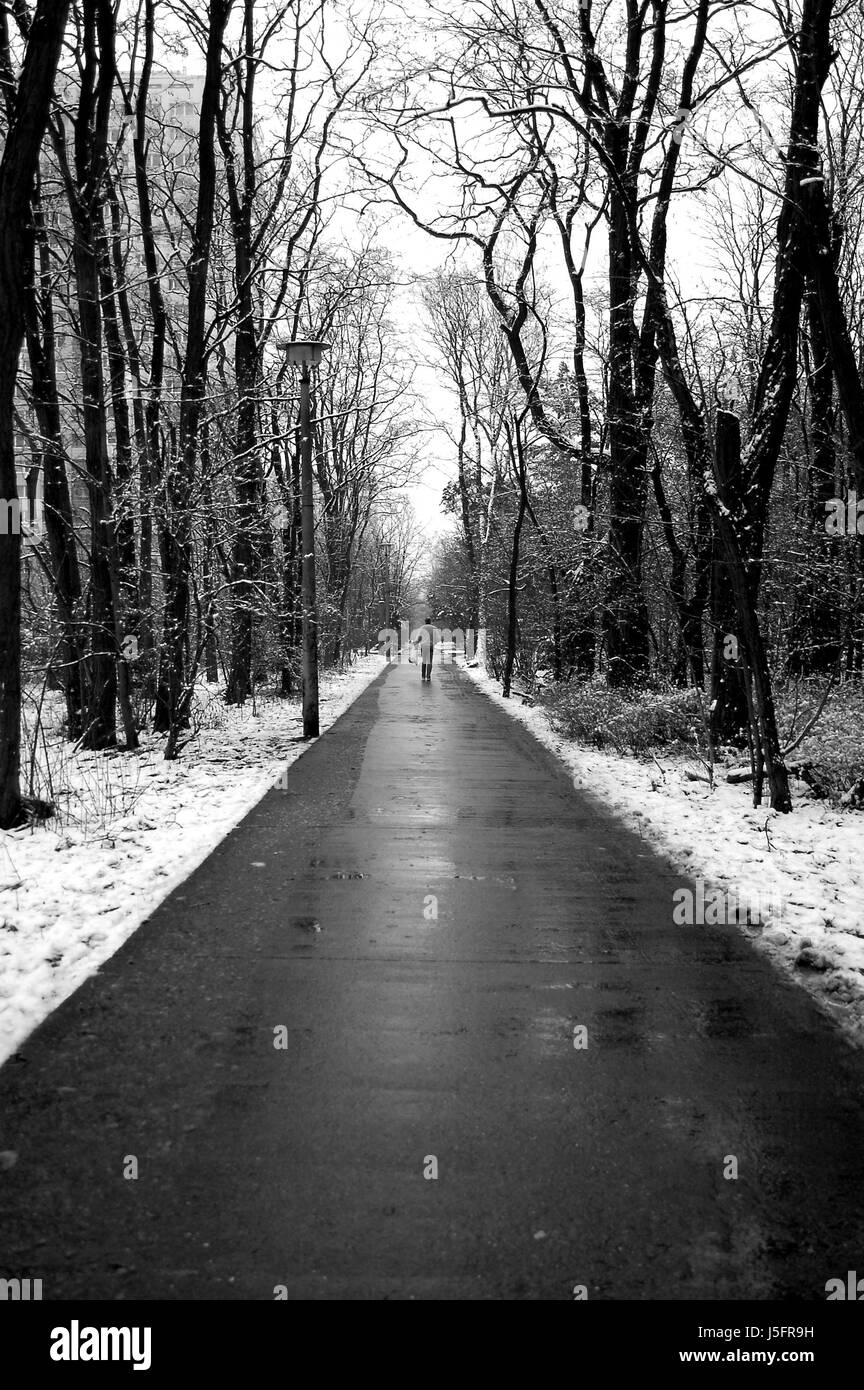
[
  {"left": 775, "top": 676, "right": 864, "bottom": 805},
  {"left": 543, "top": 677, "right": 703, "bottom": 756}
]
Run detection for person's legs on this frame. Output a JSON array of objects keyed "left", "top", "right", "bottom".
[{"left": 420, "top": 623, "right": 433, "bottom": 681}]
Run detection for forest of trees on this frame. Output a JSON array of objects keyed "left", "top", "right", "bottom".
[
  {"left": 0, "top": 0, "right": 424, "bottom": 829},
  {"left": 1, "top": 0, "right": 864, "bottom": 826},
  {"left": 393, "top": 0, "right": 864, "bottom": 813}
]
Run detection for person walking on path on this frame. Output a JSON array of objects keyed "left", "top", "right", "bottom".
[{"left": 414, "top": 618, "right": 435, "bottom": 682}]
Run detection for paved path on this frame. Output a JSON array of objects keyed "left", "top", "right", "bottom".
[{"left": 2, "top": 660, "right": 864, "bottom": 1301}]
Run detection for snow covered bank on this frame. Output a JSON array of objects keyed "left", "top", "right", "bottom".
[
  {"left": 0, "top": 657, "right": 382, "bottom": 1066},
  {"left": 461, "top": 661, "right": 864, "bottom": 1048}
]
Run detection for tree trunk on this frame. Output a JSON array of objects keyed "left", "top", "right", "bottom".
[
  {"left": 790, "top": 275, "right": 842, "bottom": 674},
  {"left": 713, "top": 411, "right": 791, "bottom": 811},
  {"left": 156, "top": 0, "right": 234, "bottom": 751},
  {"left": 604, "top": 159, "right": 651, "bottom": 685},
  {"left": 0, "top": 0, "right": 70, "bottom": 827},
  {"left": 502, "top": 419, "right": 528, "bottom": 698},
  {"left": 131, "top": 0, "right": 167, "bottom": 688},
  {"left": 24, "top": 189, "right": 83, "bottom": 736}
]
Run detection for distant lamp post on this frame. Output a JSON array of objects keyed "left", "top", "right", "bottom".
[
  {"left": 382, "top": 541, "right": 392, "bottom": 630},
  {"left": 277, "top": 338, "right": 330, "bottom": 737}
]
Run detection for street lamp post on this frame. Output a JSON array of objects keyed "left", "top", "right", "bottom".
[
  {"left": 278, "top": 338, "right": 330, "bottom": 737},
  {"left": 382, "top": 541, "right": 392, "bottom": 630}
]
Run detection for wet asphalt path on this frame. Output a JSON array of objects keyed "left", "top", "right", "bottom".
[{"left": 2, "top": 660, "right": 864, "bottom": 1301}]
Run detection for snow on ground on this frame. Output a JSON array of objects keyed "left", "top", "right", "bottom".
[
  {"left": 460, "top": 659, "right": 864, "bottom": 1049},
  {"left": 0, "top": 656, "right": 382, "bottom": 1066}
]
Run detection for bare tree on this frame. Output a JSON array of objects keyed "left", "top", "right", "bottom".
[{"left": 0, "top": 0, "right": 70, "bottom": 828}]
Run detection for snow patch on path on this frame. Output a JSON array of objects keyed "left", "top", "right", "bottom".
[
  {"left": 461, "top": 661, "right": 864, "bottom": 1047},
  {"left": 0, "top": 658, "right": 382, "bottom": 1066}
]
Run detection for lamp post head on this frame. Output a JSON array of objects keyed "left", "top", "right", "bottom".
[{"left": 277, "top": 338, "right": 330, "bottom": 369}]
